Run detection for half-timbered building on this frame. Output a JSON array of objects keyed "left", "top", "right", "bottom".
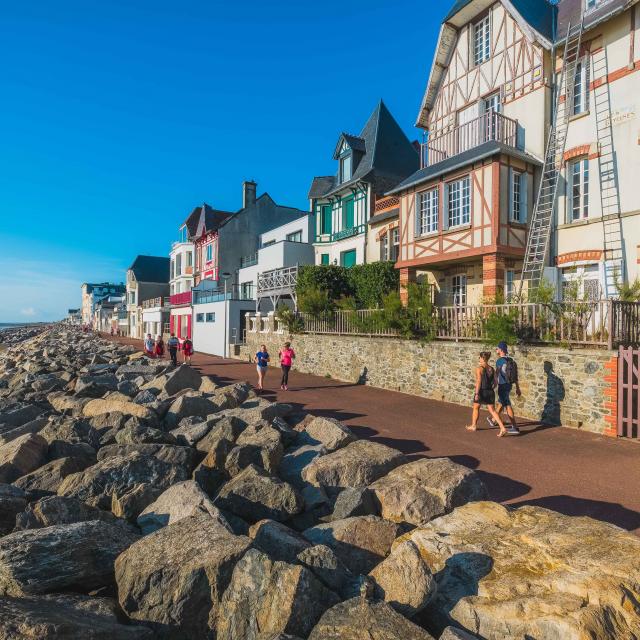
[
  {"left": 309, "top": 101, "right": 419, "bottom": 267},
  {"left": 390, "top": 0, "right": 555, "bottom": 304}
]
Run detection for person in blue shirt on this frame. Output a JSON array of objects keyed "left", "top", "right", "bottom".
[
  {"left": 489, "top": 341, "right": 521, "bottom": 435},
  {"left": 254, "top": 344, "right": 270, "bottom": 391}
]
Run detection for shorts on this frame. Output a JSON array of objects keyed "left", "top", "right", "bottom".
[
  {"left": 498, "top": 383, "right": 512, "bottom": 407},
  {"left": 474, "top": 389, "right": 495, "bottom": 406},
  {"left": 256, "top": 365, "right": 267, "bottom": 373}
]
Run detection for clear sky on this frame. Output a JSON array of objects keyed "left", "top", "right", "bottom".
[{"left": 0, "top": 0, "right": 445, "bottom": 322}]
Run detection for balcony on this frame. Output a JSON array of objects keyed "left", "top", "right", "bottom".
[
  {"left": 193, "top": 285, "right": 253, "bottom": 305},
  {"left": 421, "top": 112, "right": 518, "bottom": 168},
  {"left": 170, "top": 291, "right": 192, "bottom": 306},
  {"left": 315, "top": 224, "right": 367, "bottom": 244},
  {"left": 240, "top": 253, "right": 258, "bottom": 268}
]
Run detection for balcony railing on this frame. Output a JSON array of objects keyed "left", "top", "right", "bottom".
[
  {"left": 257, "top": 266, "right": 298, "bottom": 295},
  {"left": 315, "top": 224, "right": 367, "bottom": 244},
  {"left": 421, "top": 112, "right": 519, "bottom": 168},
  {"left": 240, "top": 253, "right": 259, "bottom": 268},
  {"left": 193, "top": 285, "right": 253, "bottom": 305},
  {"left": 142, "top": 297, "right": 168, "bottom": 309},
  {"left": 170, "top": 291, "right": 192, "bottom": 306}
]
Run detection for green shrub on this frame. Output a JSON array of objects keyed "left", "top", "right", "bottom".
[
  {"left": 482, "top": 309, "right": 518, "bottom": 345},
  {"left": 348, "top": 262, "right": 399, "bottom": 308},
  {"left": 276, "top": 304, "right": 304, "bottom": 334},
  {"left": 298, "top": 286, "right": 335, "bottom": 318},
  {"left": 297, "top": 265, "right": 353, "bottom": 302}
]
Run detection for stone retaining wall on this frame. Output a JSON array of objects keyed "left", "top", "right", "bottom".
[{"left": 239, "top": 319, "right": 617, "bottom": 435}]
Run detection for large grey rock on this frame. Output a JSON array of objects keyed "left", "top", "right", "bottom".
[
  {"left": 0, "top": 404, "right": 43, "bottom": 428},
  {"left": 164, "top": 393, "right": 219, "bottom": 429},
  {"left": 299, "top": 416, "right": 356, "bottom": 452},
  {"left": 0, "top": 520, "right": 139, "bottom": 595},
  {"left": 0, "top": 594, "right": 154, "bottom": 639},
  {"left": 279, "top": 443, "right": 326, "bottom": 489},
  {"left": 303, "top": 516, "right": 401, "bottom": 575},
  {"left": 115, "top": 423, "right": 177, "bottom": 445},
  {"left": 47, "top": 440, "right": 96, "bottom": 465},
  {"left": 0, "top": 484, "right": 26, "bottom": 534},
  {"left": 96, "top": 444, "right": 197, "bottom": 469},
  {"left": 302, "top": 441, "right": 406, "bottom": 494},
  {"left": 40, "top": 418, "right": 101, "bottom": 448},
  {"left": 307, "top": 598, "right": 435, "bottom": 640},
  {"left": 82, "top": 398, "right": 156, "bottom": 420},
  {"left": 75, "top": 374, "right": 119, "bottom": 396},
  {"left": 225, "top": 424, "right": 283, "bottom": 476},
  {"left": 162, "top": 364, "right": 202, "bottom": 396},
  {"left": 0, "top": 417, "right": 49, "bottom": 446},
  {"left": 136, "top": 480, "right": 230, "bottom": 535},
  {"left": 439, "top": 628, "right": 480, "bottom": 640},
  {"left": 210, "top": 382, "right": 251, "bottom": 411},
  {"left": 329, "top": 487, "right": 377, "bottom": 521},
  {"left": 46, "top": 391, "right": 90, "bottom": 414},
  {"left": 170, "top": 418, "right": 211, "bottom": 446},
  {"left": 249, "top": 519, "right": 311, "bottom": 563},
  {"left": 115, "top": 514, "right": 250, "bottom": 639},
  {"left": 14, "top": 495, "right": 133, "bottom": 531},
  {"left": 369, "top": 540, "right": 436, "bottom": 617},
  {"left": 296, "top": 544, "right": 361, "bottom": 600},
  {"left": 216, "top": 548, "right": 340, "bottom": 640},
  {"left": 58, "top": 452, "right": 189, "bottom": 516},
  {"left": 195, "top": 415, "right": 246, "bottom": 453},
  {"left": 192, "top": 438, "right": 233, "bottom": 496},
  {"left": 0, "top": 433, "right": 48, "bottom": 483},
  {"left": 116, "top": 363, "right": 166, "bottom": 378},
  {"left": 216, "top": 464, "right": 304, "bottom": 523},
  {"left": 403, "top": 501, "right": 640, "bottom": 639},
  {"left": 13, "top": 456, "right": 93, "bottom": 498},
  {"left": 369, "top": 458, "right": 488, "bottom": 527}
]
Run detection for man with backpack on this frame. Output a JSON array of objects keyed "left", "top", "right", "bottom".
[
  {"left": 167, "top": 333, "right": 180, "bottom": 367},
  {"left": 489, "top": 341, "right": 521, "bottom": 435}
]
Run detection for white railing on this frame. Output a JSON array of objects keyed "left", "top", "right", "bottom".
[{"left": 257, "top": 265, "right": 299, "bottom": 295}]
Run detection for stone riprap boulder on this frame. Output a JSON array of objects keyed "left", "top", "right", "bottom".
[
  {"left": 115, "top": 514, "right": 250, "bottom": 639},
  {"left": 13, "top": 456, "right": 93, "bottom": 498},
  {"left": 216, "top": 464, "right": 304, "bottom": 523},
  {"left": 279, "top": 443, "right": 327, "bottom": 489},
  {"left": 303, "top": 516, "right": 401, "bottom": 575},
  {"left": 0, "top": 484, "right": 27, "bottom": 534},
  {"left": 114, "top": 423, "right": 177, "bottom": 445},
  {"left": 249, "top": 519, "right": 311, "bottom": 563},
  {"left": 82, "top": 398, "right": 156, "bottom": 420},
  {"left": 0, "top": 594, "right": 154, "bottom": 639},
  {"left": 296, "top": 544, "right": 361, "bottom": 600},
  {"left": 161, "top": 364, "right": 202, "bottom": 396},
  {"left": 329, "top": 487, "right": 377, "bottom": 521},
  {"left": 307, "top": 598, "right": 435, "bottom": 640},
  {"left": 164, "top": 393, "right": 219, "bottom": 429},
  {"left": 0, "top": 403, "right": 43, "bottom": 428},
  {"left": 96, "top": 443, "right": 197, "bottom": 469},
  {"left": 0, "top": 433, "right": 48, "bottom": 483},
  {"left": 216, "top": 548, "right": 340, "bottom": 640},
  {"left": 369, "top": 457, "right": 488, "bottom": 527},
  {"left": 402, "top": 501, "right": 640, "bottom": 639},
  {"left": 0, "top": 417, "right": 49, "bottom": 446},
  {"left": 0, "top": 520, "right": 139, "bottom": 595},
  {"left": 298, "top": 416, "right": 356, "bottom": 452},
  {"left": 302, "top": 440, "right": 406, "bottom": 493}
]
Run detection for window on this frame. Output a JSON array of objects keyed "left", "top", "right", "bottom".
[
  {"left": 340, "top": 154, "right": 352, "bottom": 183},
  {"left": 510, "top": 170, "right": 527, "bottom": 223},
  {"left": 241, "top": 282, "right": 254, "bottom": 299},
  {"left": 447, "top": 177, "right": 471, "bottom": 227},
  {"left": 417, "top": 188, "right": 439, "bottom": 236},
  {"left": 286, "top": 230, "right": 303, "bottom": 243},
  {"left": 452, "top": 275, "right": 467, "bottom": 306},
  {"left": 586, "top": 0, "right": 611, "bottom": 12},
  {"left": 206, "top": 313, "right": 215, "bottom": 322},
  {"left": 170, "top": 260, "right": 174, "bottom": 279},
  {"left": 262, "top": 240, "right": 276, "bottom": 247},
  {"left": 178, "top": 225, "right": 188, "bottom": 243},
  {"left": 570, "top": 158, "right": 589, "bottom": 220},
  {"left": 320, "top": 253, "right": 330, "bottom": 265},
  {"left": 505, "top": 270, "right": 515, "bottom": 301},
  {"left": 340, "top": 249, "right": 357, "bottom": 268},
  {"left": 128, "top": 292, "right": 135, "bottom": 304},
  {"left": 381, "top": 233, "right": 389, "bottom": 261},
  {"left": 562, "top": 264, "right": 601, "bottom": 300},
  {"left": 175, "top": 254, "right": 182, "bottom": 276},
  {"left": 206, "top": 244, "right": 213, "bottom": 262},
  {"left": 186, "top": 252, "right": 193, "bottom": 267},
  {"left": 572, "top": 58, "right": 590, "bottom": 115},
  {"left": 474, "top": 15, "right": 491, "bottom": 66},
  {"left": 196, "top": 313, "right": 205, "bottom": 322},
  {"left": 321, "top": 204, "right": 332, "bottom": 235},
  {"left": 342, "top": 197, "right": 355, "bottom": 230},
  {"left": 482, "top": 93, "right": 501, "bottom": 141},
  {"left": 391, "top": 228, "right": 399, "bottom": 262}
]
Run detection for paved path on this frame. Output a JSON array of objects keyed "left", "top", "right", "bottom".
[{"left": 109, "top": 335, "right": 640, "bottom": 533}]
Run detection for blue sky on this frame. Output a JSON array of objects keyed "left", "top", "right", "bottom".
[{"left": 0, "top": 0, "right": 444, "bottom": 322}]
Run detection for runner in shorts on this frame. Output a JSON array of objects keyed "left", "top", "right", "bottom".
[
  {"left": 254, "top": 344, "right": 270, "bottom": 390},
  {"left": 466, "top": 351, "right": 507, "bottom": 437}
]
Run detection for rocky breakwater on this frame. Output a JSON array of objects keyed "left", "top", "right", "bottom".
[{"left": 0, "top": 325, "right": 638, "bottom": 639}]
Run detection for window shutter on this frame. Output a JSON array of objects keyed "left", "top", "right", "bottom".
[
  {"left": 442, "top": 183, "right": 449, "bottom": 231},
  {"left": 564, "top": 166, "right": 572, "bottom": 224},
  {"left": 520, "top": 172, "right": 528, "bottom": 223},
  {"left": 585, "top": 56, "right": 591, "bottom": 112},
  {"left": 414, "top": 193, "right": 421, "bottom": 237},
  {"left": 508, "top": 168, "right": 514, "bottom": 222}
]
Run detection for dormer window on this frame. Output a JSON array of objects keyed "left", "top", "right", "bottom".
[{"left": 340, "top": 154, "right": 352, "bottom": 183}]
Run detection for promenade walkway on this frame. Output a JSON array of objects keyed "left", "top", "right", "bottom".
[{"left": 108, "top": 335, "right": 640, "bottom": 533}]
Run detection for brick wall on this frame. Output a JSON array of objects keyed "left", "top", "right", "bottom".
[{"left": 239, "top": 323, "right": 618, "bottom": 436}]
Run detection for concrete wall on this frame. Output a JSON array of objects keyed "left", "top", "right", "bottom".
[
  {"left": 193, "top": 299, "right": 255, "bottom": 356},
  {"left": 239, "top": 323, "right": 616, "bottom": 435}
]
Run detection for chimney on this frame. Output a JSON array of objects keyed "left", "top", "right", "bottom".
[{"left": 243, "top": 180, "right": 257, "bottom": 209}]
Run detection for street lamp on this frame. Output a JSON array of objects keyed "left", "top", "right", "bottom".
[{"left": 220, "top": 272, "right": 232, "bottom": 359}]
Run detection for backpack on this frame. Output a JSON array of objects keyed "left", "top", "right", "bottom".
[{"left": 504, "top": 357, "right": 518, "bottom": 384}]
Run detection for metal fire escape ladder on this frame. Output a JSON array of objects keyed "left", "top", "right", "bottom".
[
  {"left": 591, "top": 45, "right": 624, "bottom": 297},
  {"left": 520, "top": 18, "right": 585, "bottom": 296}
]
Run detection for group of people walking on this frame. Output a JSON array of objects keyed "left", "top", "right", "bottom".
[
  {"left": 466, "top": 341, "right": 521, "bottom": 437},
  {"left": 144, "top": 333, "right": 193, "bottom": 367},
  {"left": 253, "top": 342, "right": 296, "bottom": 391}
]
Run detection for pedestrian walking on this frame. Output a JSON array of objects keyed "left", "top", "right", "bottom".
[
  {"left": 167, "top": 333, "right": 179, "bottom": 366},
  {"left": 254, "top": 344, "right": 270, "bottom": 390},
  {"left": 143, "top": 333, "right": 155, "bottom": 357},
  {"left": 182, "top": 337, "right": 194, "bottom": 365},
  {"left": 278, "top": 341, "right": 295, "bottom": 391},
  {"left": 466, "top": 351, "right": 507, "bottom": 437},
  {"left": 154, "top": 334, "right": 165, "bottom": 358},
  {"left": 487, "top": 341, "right": 521, "bottom": 435}
]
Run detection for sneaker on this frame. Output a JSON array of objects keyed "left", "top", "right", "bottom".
[
  {"left": 507, "top": 426, "right": 520, "bottom": 435},
  {"left": 486, "top": 417, "right": 497, "bottom": 428},
  {"left": 284, "top": 385, "right": 288, "bottom": 391}
]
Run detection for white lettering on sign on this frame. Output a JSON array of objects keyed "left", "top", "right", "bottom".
[{"left": 605, "top": 107, "right": 636, "bottom": 127}]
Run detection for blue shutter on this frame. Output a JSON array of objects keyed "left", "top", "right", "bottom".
[
  {"left": 415, "top": 193, "right": 421, "bottom": 237},
  {"left": 508, "top": 169, "right": 514, "bottom": 222},
  {"left": 520, "top": 172, "right": 528, "bottom": 223},
  {"left": 442, "top": 183, "right": 450, "bottom": 231}
]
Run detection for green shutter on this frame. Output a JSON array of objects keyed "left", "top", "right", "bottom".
[
  {"left": 321, "top": 205, "right": 332, "bottom": 235},
  {"left": 343, "top": 198, "right": 355, "bottom": 229},
  {"left": 321, "top": 253, "right": 330, "bottom": 265},
  {"left": 340, "top": 249, "right": 357, "bottom": 268}
]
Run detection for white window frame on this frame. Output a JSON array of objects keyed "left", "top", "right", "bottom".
[
  {"left": 572, "top": 57, "right": 590, "bottom": 116},
  {"left": 286, "top": 230, "right": 303, "bottom": 243},
  {"left": 205, "top": 244, "right": 213, "bottom": 262},
  {"left": 473, "top": 14, "right": 491, "bottom": 66},
  {"left": 205, "top": 312, "right": 216, "bottom": 322},
  {"left": 561, "top": 263, "right": 601, "bottom": 301},
  {"left": 445, "top": 176, "right": 471, "bottom": 228},
  {"left": 505, "top": 269, "right": 515, "bottom": 301},
  {"left": 380, "top": 233, "right": 389, "bottom": 261},
  {"left": 569, "top": 158, "right": 589, "bottom": 221},
  {"left": 509, "top": 170, "right": 528, "bottom": 223},
  {"left": 417, "top": 188, "right": 439, "bottom": 236},
  {"left": 452, "top": 274, "right": 468, "bottom": 306},
  {"left": 391, "top": 227, "right": 399, "bottom": 262},
  {"left": 340, "top": 154, "right": 352, "bottom": 183}
]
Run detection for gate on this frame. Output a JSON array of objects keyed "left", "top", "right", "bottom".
[{"left": 618, "top": 347, "right": 640, "bottom": 438}]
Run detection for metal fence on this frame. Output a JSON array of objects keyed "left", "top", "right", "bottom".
[{"left": 279, "top": 300, "right": 640, "bottom": 348}]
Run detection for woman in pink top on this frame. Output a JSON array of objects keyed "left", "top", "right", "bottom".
[{"left": 278, "top": 341, "right": 295, "bottom": 390}]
